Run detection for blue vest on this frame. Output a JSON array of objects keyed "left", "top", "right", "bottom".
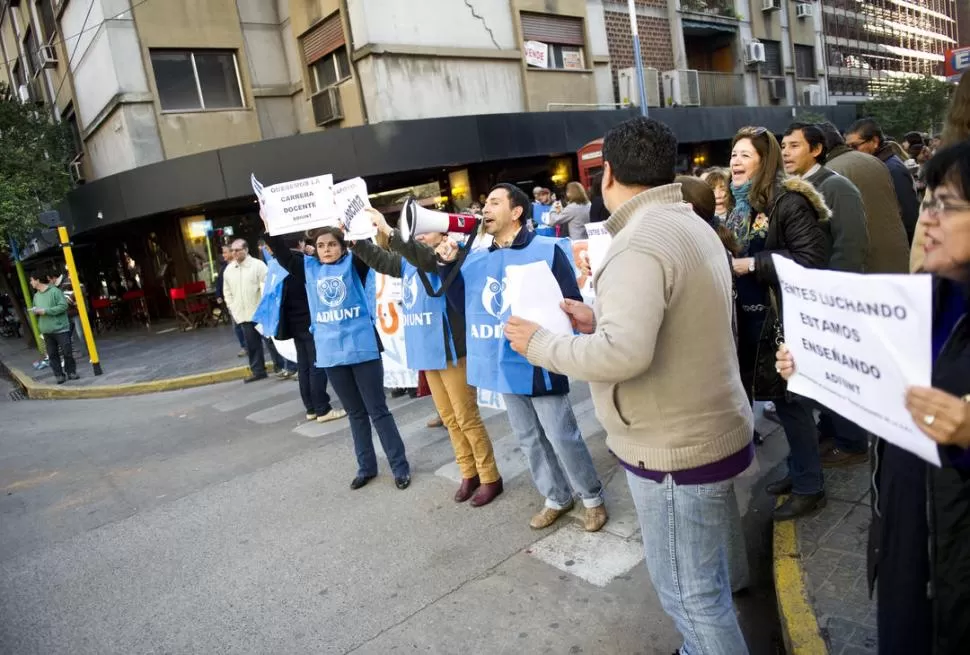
[
  {"left": 400, "top": 259, "right": 454, "bottom": 371},
  {"left": 252, "top": 258, "right": 289, "bottom": 338},
  {"left": 532, "top": 201, "right": 553, "bottom": 228},
  {"left": 305, "top": 254, "right": 380, "bottom": 367},
  {"left": 463, "top": 235, "right": 565, "bottom": 395}
]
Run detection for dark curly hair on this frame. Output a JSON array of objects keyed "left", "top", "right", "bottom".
[{"left": 603, "top": 116, "right": 677, "bottom": 188}]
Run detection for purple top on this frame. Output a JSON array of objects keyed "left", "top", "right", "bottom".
[{"left": 616, "top": 440, "right": 755, "bottom": 485}]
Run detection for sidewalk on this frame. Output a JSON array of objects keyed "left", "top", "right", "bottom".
[
  {"left": 0, "top": 322, "right": 255, "bottom": 398},
  {"left": 775, "top": 460, "right": 876, "bottom": 654}
]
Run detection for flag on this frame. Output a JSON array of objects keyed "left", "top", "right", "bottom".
[{"left": 250, "top": 173, "right": 265, "bottom": 204}]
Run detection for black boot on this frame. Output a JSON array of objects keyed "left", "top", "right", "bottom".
[
  {"left": 766, "top": 476, "right": 793, "bottom": 495},
  {"left": 773, "top": 491, "right": 826, "bottom": 521}
]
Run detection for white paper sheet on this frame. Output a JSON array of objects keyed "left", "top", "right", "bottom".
[
  {"left": 253, "top": 173, "right": 338, "bottom": 236},
  {"left": 334, "top": 177, "right": 376, "bottom": 240},
  {"left": 505, "top": 262, "right": 574, "bottom": 336},
  {"left": 773, "top": 255, "right": 939, "bottom": 466}
]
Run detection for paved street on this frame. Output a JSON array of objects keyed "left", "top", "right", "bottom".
[{"left": 1, "top": 376, "right": 788, "bottom": 654}]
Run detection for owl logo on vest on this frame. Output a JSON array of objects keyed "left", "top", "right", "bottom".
[
  {"left": 402, "top": 271, "right": 419, "bottom": 311},
  {"left": 317, "top": 276, "right": 347, "bottom": 308},
  {"left": 482, "top": 276, "right": 510, "bottom": 320}
]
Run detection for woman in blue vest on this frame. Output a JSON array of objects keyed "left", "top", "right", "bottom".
[
  {"left": 307, "top": 226, "right": 411, "bottom": 490},
  {"left": 348, "top": 209, "right": 503, "bottom": 506}
]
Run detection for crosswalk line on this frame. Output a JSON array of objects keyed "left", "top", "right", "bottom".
[
  {"left": 435, "top": 397, "right": 599, "bottom": 483},
  {"left": 213, "top": 382, "right": 296, "bottom": 412},
  {"left": 292, "top": 395, "right": 432, "bottom": 438},
  {"left": 246, "top": 398, "right": 308, "bottom": 425}
]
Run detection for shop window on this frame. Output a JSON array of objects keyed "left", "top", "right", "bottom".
[
  {"left": 521, "top": 12, "right": 587, "bottom": 70},
  {"left": 761, "top": 40, "right": 783, "bottom": 77},
  {"left": 150, "top": 50, "right": 245, "bottom": 112},
  {"left": 794, "top": 45, "right": 816, "bottom": 79},
  {"left": 310, "top": 48, "right": 351, "bottom": 93},
  {"left": 302, "top": 13, "right": 350, "bottom": 93}
]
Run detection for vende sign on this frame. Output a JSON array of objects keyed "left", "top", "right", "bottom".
[
  {"left": 524, "top": 40, "right": 548, "bottom": 68},
  {"left": 944, "top": 46, "right": 970, "bottom": 78}
]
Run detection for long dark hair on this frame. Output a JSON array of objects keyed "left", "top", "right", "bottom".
[{"left": 924, "top": 140, "right": 970, "bottom": 200}]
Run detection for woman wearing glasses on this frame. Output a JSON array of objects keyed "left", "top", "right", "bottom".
[
  {"left": 726, "top": 126, "right": 831, "bottom": 520},
  {"left": 776, "top": 140, "right": 970, "bottom": 655}
]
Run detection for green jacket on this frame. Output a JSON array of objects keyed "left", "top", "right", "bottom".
[{"left": 32, "top": 285, "right": 71, "bottom": 335}]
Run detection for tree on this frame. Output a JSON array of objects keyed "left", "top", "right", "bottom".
[
  {"left": 0, "top": 82, "right": 75, "bottom": 250},
  {"left": 863, "top": 76, "right": 955, "bottom": 139}
]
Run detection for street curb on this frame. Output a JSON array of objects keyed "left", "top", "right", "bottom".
[
  {"left": 773, "top": 496, "right": 828, "bottom": 654},
  {"left": 6, "top": 363, "right": 258, "bottom": 400}
]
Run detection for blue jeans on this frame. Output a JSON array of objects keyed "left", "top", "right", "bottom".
[
  {"left": 503, "top": 393, "right": 603, "bottom": 509},
  {"left": 775, "top": 395, "right": 824, "bottom": 495},
  {"left": 326, "top": 359, "right": 409, "bottom": 479},
  {"left": 818, "top": 409, "right": 869, "bottom": 454},
  {"left": 232, "top": 319, "right": 245, "bottom": 348},
  {"left": 293, "top": 331, "right": 331, "bottom": 415},
  {"left": 626, "top": 471, "right": 749, "bottom": 655}
]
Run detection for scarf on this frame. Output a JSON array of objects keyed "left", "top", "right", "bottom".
[{"left": 727, "top": 181, "right": 755, "bottom": 253}]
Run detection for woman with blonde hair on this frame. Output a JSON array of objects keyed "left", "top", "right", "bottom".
[
  {"left": 545, "top": 181, "right": 591, "bottom": 240},
  {"left": 703, "top": 167, "right": 735, "bottom": 221}
]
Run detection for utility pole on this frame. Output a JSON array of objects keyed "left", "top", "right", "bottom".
[
  {"left": 8, "top": 238, "right": 43, "bottom": 354},
  {"left": 627, "top": 0, "right": 649, "bottom": 117}
]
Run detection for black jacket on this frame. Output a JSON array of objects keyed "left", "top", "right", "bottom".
[
  {"left": 876, "top": 144, "right": 920, "bottom": 244},
  {"left": 350, "top": 231, "right": 467, "bottom": 363},
  {"left": 745, "top": 177, "right": 831, "bottom": 400},
  {"left": 868, "top": 279, "right": 970, "bottom": 655}
]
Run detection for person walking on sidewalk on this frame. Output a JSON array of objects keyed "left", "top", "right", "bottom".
[
  {"left": 506, "top": 117, "right": 753, "bottom": 654},
  {"left": 28, "top": 269, "right": 78, "bottom": 384},
  {"left": 351, "top": 208, "right": 503, "bottom": 506},
  {"left": 306, "top": 226, "right": 411, "bottom": 491},
  {"left": 223, "top": 239, "right": 269, "bottom": 383},
  {"left": 216, "top": 244, "right": 247, "bottom": 357},
  {"left": 437, "top": 184, "right": 607, "bottom": 531},
  {"left": 256, "top": 220, "right": 345, "bottom": 424}
]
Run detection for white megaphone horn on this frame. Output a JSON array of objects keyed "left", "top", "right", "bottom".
[{"left": 400, "top": 197, "right": 479, "bottom": 243}]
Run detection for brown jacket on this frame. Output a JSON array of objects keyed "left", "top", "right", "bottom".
[{"left": 825, "top": 145, "right": 910, "bottom": 274}]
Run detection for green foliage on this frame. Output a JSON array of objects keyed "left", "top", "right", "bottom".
[
  {"left": 0, "top": 82, "right": 75, "bottom": 250},
  {"left": 863, "top": 76, "right": 955, "bottom": 139}
]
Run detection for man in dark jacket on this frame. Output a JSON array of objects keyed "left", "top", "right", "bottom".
[{"left": 845, "top": 118, "right": 920, "bottom": 243}]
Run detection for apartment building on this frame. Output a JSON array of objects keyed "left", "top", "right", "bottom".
[
  {"left": 822, "top": 0, "right": 960, "bottom": 102},
  {"left": 602, "top": 0, "right": 828, "bottom": 108}
]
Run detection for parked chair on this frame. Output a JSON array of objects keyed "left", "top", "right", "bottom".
[
  {"left": 90, "top": 296, "right": 120, "bottom": 334},
  {"left": 169, "top": 283, "right": 209, "bottom": 331},
  {"left": 122, "top": 289, "right": 150, "bottom": 330}
]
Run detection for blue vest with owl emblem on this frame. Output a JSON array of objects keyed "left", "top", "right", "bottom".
[
  {"left": 304, "top": 253, "right": 379, "bottom": 367},
  {"left": 400, "top": 259, "right": 454, "bottom": 371},
  {"left": 462, "top": 235, "right": 560, "bottom": 395},
  {"left": 252, "top": 257, "right": 289, "bottom": 338}
]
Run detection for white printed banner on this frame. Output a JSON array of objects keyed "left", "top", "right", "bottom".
[
  {"left": 524, "top": 40, "right": 548, "bottom": 68},
  {"left": 253, "top": 173, "right": 337, "bottom": 236},
  {"left": 774, "top": 255, "right": 939, "bottom": 465},
  {"left": 375, "top": 273, "right": 419, "bottom": 389}
]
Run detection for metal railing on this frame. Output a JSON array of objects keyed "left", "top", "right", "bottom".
[{"left": 696, "top": 71, "right": 745, "bottom": 106}]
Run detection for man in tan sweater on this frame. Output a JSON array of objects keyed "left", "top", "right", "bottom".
[{"left": 506, "top": 117, "right": 753, "bottom": 654}]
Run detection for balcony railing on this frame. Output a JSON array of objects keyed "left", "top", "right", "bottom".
[
  {"left": 696, "top": 71, "right": 745, "bottom": 106},
  {"left": 680, "top": 0, "right": 739, "bottom": 18}
]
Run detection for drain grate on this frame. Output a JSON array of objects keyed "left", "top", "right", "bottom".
[{"left": 9, "top": 388, "right": 27, "bottom": 401}]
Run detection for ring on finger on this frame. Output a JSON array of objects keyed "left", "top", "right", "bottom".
[{"left": 923, "top": 414, "right": 936, "bottom": 426}]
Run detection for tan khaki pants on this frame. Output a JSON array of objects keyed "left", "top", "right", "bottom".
[{"left": 425, "top": 358, "right": 500, "bottom": 483}]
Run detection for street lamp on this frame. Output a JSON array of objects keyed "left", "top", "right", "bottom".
[{"left": 627, "top": 0, "right": 649, "bottom": 117}]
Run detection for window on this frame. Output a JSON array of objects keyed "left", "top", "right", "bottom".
[
  {"left": 23, "top": 27, "right": 38, "bottom": 76},
  {"left": 302, "top": 13, "right": 350, "bottom": 94},
  {"left": 794, "top": 45, "right": 815, "bottom": 78},
  {"left": 149, "top": 50, "right": 244, "bottom": 112},
  {"left": 64, "top": 103, "right": 83, "bottom": 158},
  {"left": 521, "top": 13, "right": 587, "bottom": 71},
  {"left": 36, "top": 0, "right": 57, "bottom": 43},
  {"left": 761, "top": 40, "right": 783, "bottom": 77}
]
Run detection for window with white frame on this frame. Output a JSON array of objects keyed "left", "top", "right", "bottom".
[
  {"left": 310, "top": 48, "right": 351, "bottom": 93},
  {"left": 149, "top": 50, "right": 245, "bottom": 112},
  {"left": 521, "top": 13, "right": 586, "bottom": 70},
  {"left": 302, "top": 13, "right": 350, "bottom": 94},
  {"left": 36, "top": 0, "right": 57, "bottom": 44}
]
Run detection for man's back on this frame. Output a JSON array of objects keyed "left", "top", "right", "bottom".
[
  {"left": 806, "top": 167, "right": 868, "bottom": 273},
  {"left": 826, "top": 149, "right": 909, "bottom": 274}
]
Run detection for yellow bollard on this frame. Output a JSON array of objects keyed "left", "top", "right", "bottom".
[{"left": 57, "top": 226, "right": 102, "bottom": 375}]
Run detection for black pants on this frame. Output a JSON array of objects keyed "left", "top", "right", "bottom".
[
  {"left": 239, "top": 322, "right": 266, "bottom": 376},
  {"left": 293, "top": 331, "right": 332, "bottom": 415},
  {"left": 44, "top": 331, "right": 76, "bottom": 378}
]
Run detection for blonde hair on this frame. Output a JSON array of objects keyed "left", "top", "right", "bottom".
[
  {"left": 942, "top": 72, "right": 970, "bottom": 147},
  {"left": 565, "top": 181, "right": 589, "bottom": 204},
  {"left": 703, "top": 167, "right": 735, "bottom": 214}
]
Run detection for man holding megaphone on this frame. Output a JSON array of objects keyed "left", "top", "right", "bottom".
[
  {"left": 435, "top": 184, "right": 608, "bottom": 533},
  {"left": 346, "top": 206, "right": 503, "bottom": 506}
]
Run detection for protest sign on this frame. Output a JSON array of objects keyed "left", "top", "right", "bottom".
[
  {"left": 524, "top": 40, "right": 548, "bottom": 68},
  {"left": 575, "top": 223, "right": 611, "bottom": 300},
  {"left": 252, "top": 173, "right": 337, "bottom": 236},
  {"left": 773, "top": 255, "right": 939, "bottom": 466},
  {"left": 375, "top": 273, "right": 418, "bottom": 389},
  {"left": 334, "top": 177, "right": 377, "bottom": 240}
]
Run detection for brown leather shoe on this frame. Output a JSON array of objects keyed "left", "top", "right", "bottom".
[
  {"left": 583, "top": 505, "right": 609, "bottom": 532},
  {"left": 454, "top": 476, "right": 480, "bottom": 502},
  {"left": 427, "top": 416, "right": 444, "bottom": 428},
  {"left": 529, "top": 501, "right": 575, "bottom": 529},
  {"left": 469, "top": 478, "right": 503, "bottom": 507}
]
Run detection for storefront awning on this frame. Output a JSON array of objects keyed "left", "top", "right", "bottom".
[{"left": 681, "top": 19, "right": 738, "bottom": 33}]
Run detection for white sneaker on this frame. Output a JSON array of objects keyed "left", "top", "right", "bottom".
[{"left": 317, "top": 408, "right": 347, "bottom": 423}]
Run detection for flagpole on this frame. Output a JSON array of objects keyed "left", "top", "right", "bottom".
[{"left": 627, "top": 0, "right": 649, "bottom": 117}]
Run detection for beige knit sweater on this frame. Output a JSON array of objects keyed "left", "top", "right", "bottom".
[{"left": 526, "top": 184, "right": 753, "bottom": 471}]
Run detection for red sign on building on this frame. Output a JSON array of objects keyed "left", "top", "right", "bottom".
[{"left": 944, "top": 47, "right": 970, "bottom": 79}]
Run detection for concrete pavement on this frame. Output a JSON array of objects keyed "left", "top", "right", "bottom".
[{"left": 0, "top": 377, "right": 789, "bottom": 654}]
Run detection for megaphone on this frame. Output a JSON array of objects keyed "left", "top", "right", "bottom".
[{"left": 400, "top": 197, "right": 479, "bottom": 243}]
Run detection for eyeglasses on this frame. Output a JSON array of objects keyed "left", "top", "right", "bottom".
[
  {"left": 920, "top": 197, "right": 970, "bottom": 215},
  {"left": 230, "top": 248, "right": 245, "bottom": 252},
  {"left": 846, "top": 138, "right": 870, "bottom": 151}
]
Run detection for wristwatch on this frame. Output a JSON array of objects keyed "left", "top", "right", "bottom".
[{"left": 748, "top": 260, "right": 756, "bottom": 273}]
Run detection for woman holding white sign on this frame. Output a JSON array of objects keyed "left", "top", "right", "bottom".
[
  {"left": 777, "top": 140, "right": 970, "bottom": 655},
  {"left": 726, "top": 126, "right": 831, "bottom": 520}
]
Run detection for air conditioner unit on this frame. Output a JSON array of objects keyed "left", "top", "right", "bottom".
[
  {"left": 802, "top": 84, "right": 822, "bottom": 105},
  {"left": 762, "top": 0, "right": 781, "bottom": 11},
  {"left": 768, "top": 78, "right": 787, "bottom": 101},
  {"left": 662, "top": 69, "right": 701, "bottom": 106},
  {"left": 69, "top": 158, "right": 84, "bottom": 184},
  {"left": 17, "top": 84, "right": 31, "bottom": 104},
  {"left": 795, "top": 3, "right": 814, "bottom": 18},
  {"left": 311, "top": 86, "right": 343, "bottom": 126},
  {"left": 39, "top": 45, "right": 58, "bottom": 68},
  {"left": 618, "top": 67, "right": 661, "bottom": 108},
  {"left": 745, "top": 41, "right": 766, "bottom": 65}
]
